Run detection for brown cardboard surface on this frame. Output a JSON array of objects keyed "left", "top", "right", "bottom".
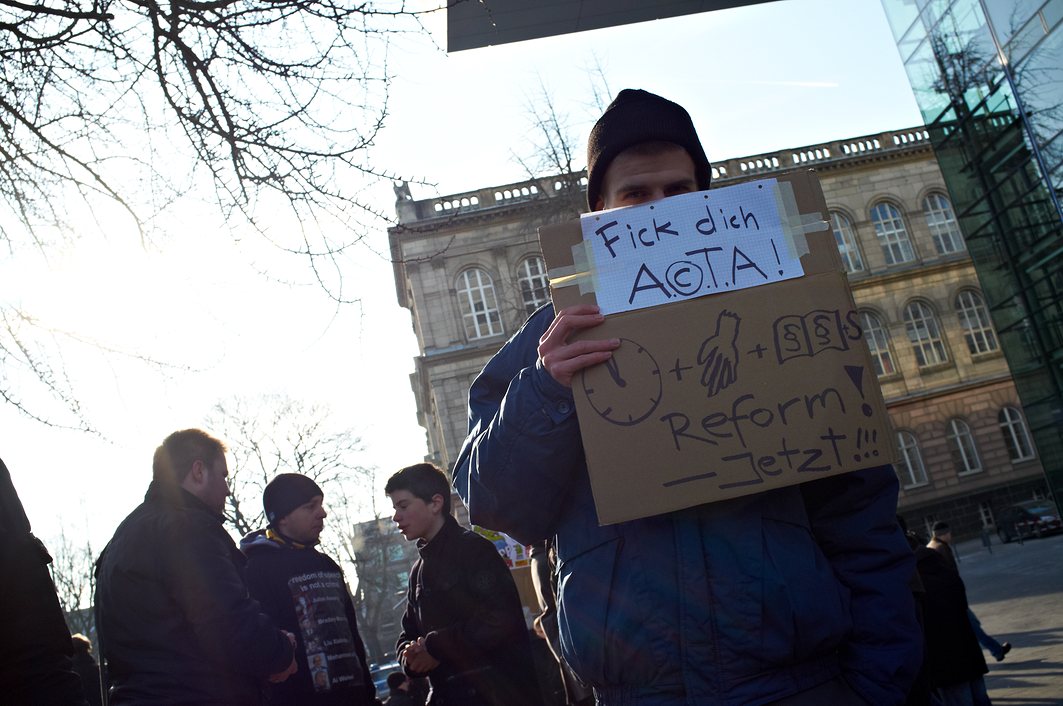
[
  {"left": 510, "top": 565, "right": 540, "bottom": 615},
  {"left": 539, "top": 171, "right": 896, "bottom": 525}
]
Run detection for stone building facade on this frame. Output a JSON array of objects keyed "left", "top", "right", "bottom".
[{"left": 388, "top": 128, "right": 1049, "bottom": 540}]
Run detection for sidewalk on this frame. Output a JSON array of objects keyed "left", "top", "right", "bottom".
[{"left": 951, "top": 533, "right": 1063, "bottom": 704}]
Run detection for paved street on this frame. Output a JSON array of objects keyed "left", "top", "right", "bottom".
[{"left": 951, "top": 532, "right": 1063, "bottom": 705}]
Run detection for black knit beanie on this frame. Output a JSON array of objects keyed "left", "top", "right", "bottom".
[
  {"left": 263, "top": 473, "right": 324, "bottom": 526},
  {"left": 586, "top": 89, "right": 712, "bottom": 210}
]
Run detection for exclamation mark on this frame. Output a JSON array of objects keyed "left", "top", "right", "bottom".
[
  {"left": 844, "top": 365, "right": 874, "bottom": 417},
  {"left": 771, "top": 239, "right": 783, "bottom": 275},
  {"left": 853, "top": 428, "right": 879, "bottom": 461}
]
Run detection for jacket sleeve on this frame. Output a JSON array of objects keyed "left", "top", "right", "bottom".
[
  {"left": 161, "top": 516, "right": 293, "bottom": 679},
  {"left": 422, "top": 537, "right": 525, "bottom": 663},
  {"left": 800, "top": 465, "right": 922, "bottom": 705},
  {"left": 397, "top": 563, "right": 426, "bottom": 678},
  {"left": 452, "top": 305, "right": 586, "bottom": 544}
]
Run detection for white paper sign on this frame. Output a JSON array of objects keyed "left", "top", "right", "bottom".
[{"left": 579, "top": 179, "right": 805, "bottom": 316}]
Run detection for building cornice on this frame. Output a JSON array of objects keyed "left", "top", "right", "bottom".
[
  {"left": 847, "top": 253, "right": 974, "bottom": 291},
  {"left": 884, "top": 371, "right": 1015, "bottom": 407},
  {"left": 390, "top": 126, "right": 933, "bottom": 229},
  {"left": 417, "top": 342, "right": 501, "bottom": 367}
]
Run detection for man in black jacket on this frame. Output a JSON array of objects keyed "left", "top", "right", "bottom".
[
  {"left": 242, "top": 473, "right": 378, "bottom": 706},
  {"left": 387, "top": 463, "right": 542, "bottom": 706},
  {"left": 95, "top": 429, "right": 297, "bottom": 705},
  {"left": 913, "top": 544, "right": 991, "bottom": 704}
]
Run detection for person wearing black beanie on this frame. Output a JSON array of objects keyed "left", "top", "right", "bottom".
[
  {"left": 585, "top": 88, "right": 712, "bottom": 210},
  {"left": 263, "top": 473, "right": 325, "bottom": 530},
  {"left": 242, "top": 474, "right": 378, "bottom": 706},
  {"left": 453, "top": 89, "right": 922, "bottom": 705}
]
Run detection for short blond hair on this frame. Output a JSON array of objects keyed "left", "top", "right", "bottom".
[{"left": 152, "top": 429, "right": 226, "bottom": 484}]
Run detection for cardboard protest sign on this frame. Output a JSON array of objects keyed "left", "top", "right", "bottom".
[
  {"left": 473, "top": 526, "right": 532, "bottom": 568},
  {"left": 578, "top": 179, "right": 805, "bottom": 315},
  {"left": 472, "top": 527, "right": 539, "bottom": 618},
  {"left": 539, "top": 171, "right": 895, "bottom": 525},
  {"left": 510, "top": 566, "right": 540, "bottom": 620}
]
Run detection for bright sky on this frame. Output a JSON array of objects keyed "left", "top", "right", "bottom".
[{"left": 1, "top": 0, "right": 921, "bottom": 553}]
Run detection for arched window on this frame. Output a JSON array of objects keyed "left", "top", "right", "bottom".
[
  {"left": 998, "top": 407, "right": 1035, "bottom": 461},
  {"left": 870, "top": 202, "right": 915, "bottom": 265},
  {"left": 946, "top": 418, "right": 982, "bottom": 474},
  {"left": 955, "top": 290, "right": 998, "bottom": 355},
  {"left": 904, "top": 301, "right": 948, "bottom": 367},
  {"left": 830, "top": 211, "right": 864, "bottom": 273},
  {"left": 923, "top": 193, "right": 965, "bottom": 254},
  {"left": 457, "top": 268, "right": 502, "bottom": 340},
  {"left": 517, "top": 256, "right": 550, "bottom": 316},
  {"left": 860, "top": 311, "right": 896, "bottom": 376},
  {"left": 896, "top": 431, "right": 928, "bottom": 488}
]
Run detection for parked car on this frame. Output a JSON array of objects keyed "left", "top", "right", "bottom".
[{"left": 996, "top": 500, "right": 1062, "bottom": 543}]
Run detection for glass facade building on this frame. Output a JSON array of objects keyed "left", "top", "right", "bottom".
[{"left": 881, "top": 0, "right": 1063, "bottom": 510}]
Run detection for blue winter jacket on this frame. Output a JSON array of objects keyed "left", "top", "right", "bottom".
[{"left": 453, "top": 305, "right": 921, "bottom": 706}]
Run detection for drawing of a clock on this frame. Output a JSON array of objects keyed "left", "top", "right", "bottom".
[{"left": 580, "top": 338, "right": 663, "bottom": 426}]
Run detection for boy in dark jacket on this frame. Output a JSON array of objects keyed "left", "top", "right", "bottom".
[
  {"left": 386, "top": 463, "right": 542, "bottom": 706},
  {"left": 242, "top": 473, "right": 377, "bottom": 706}
]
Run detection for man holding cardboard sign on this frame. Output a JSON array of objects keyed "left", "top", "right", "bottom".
[{"left": 454, "top": 89, "right": 921, "bottom": 705}]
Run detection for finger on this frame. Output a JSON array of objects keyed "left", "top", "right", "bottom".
[
  {"left": 541, "top": 339, "right": 620, "bottom": 386},
  {"left": 544, "top": 304, "right": 601, "bottom": 336},
  {"left": 548, "top": 349, "right": 618, "bottom": 386},
  {"left": 540, "top": 310, "right": 605, "bottom": 349},
  {"left": 543, "top": 338, "right": 621, "bottom": 363},
  {"left": 543, "top": 313, "right": 606, "bottom": 347}
]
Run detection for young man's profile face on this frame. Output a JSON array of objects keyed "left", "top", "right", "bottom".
[
  {"left": 596, "top": 145, "right": 698, "bottom": 211},
  {"left": 389, "top": 489, "right": 442, "bottom": 542},
  {"left": 277, "top": 495, "right": 327, "bottom": 543}
]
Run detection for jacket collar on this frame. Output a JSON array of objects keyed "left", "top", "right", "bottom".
[
  {"left": 418, "top": 514, "right": 459, "bottom": 559},
  {"left": 239, "top": 527, "right": 316, "bottom": 554},
  {"left": 266, "top": 527, "right": 313, "bottom": 549}
]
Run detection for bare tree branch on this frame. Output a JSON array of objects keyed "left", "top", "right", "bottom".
[
  {"left": 47, "top": 527, "right": 98, "bottom": 646},
  {"left": 0, "top": 0, "right": 439, "bottom": 425},
  {"left": 208, "top": 394, "right": 372, "bottom": 537}
]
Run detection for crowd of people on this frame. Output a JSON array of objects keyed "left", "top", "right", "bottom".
[{"left": 2, "top": 89, "right": 1017, "bottom": 706}]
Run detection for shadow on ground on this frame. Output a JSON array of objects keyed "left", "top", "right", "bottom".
[
  {"left": 984, "top": 628, "right": 1063, "bottom": 702},
  {"left": 993, "top": 627, "right": 1063, "bottom": 651}
]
